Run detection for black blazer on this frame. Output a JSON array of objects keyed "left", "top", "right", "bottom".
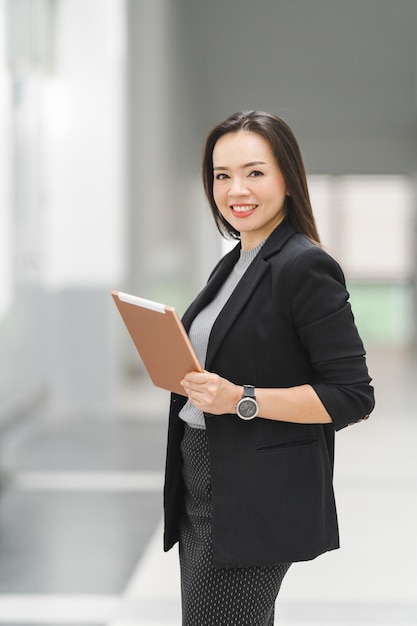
[{"left": 163, "top": 220, "right": 374, "bottom": 568}]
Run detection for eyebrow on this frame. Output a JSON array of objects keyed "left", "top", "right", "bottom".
[{"left": 213, "top": 161, "right": 267, "bottom": 171}]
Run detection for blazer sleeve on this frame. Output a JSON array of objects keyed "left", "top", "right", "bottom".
[{"left": 289, "top": 245, "right": 375, "bottom": 431}]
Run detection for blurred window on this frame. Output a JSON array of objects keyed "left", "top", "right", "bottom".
[
  {"left": 309, "top": 176, "right": 415, "bottom": 345},
  {"left": 310, "top": 176, "right": 414, "bottom": 281}
]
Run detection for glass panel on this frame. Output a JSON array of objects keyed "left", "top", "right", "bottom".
[{"left": 348, "top": 282, "right": 414, "bottom": 346}]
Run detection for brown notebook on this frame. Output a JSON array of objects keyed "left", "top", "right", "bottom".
[{"left": 112, "top": 291, "right": 202, "bottom": 395}]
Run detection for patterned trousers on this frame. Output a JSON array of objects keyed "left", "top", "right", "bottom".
[{"left": 179, "top": 424, "right": 291, "bottom": 625}]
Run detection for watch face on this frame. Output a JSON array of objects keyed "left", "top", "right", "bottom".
[{"left": 237, "top": 398, "right": 258, "bottom": 419}]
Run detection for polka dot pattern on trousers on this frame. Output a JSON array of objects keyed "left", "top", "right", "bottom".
[{"left": 179, "top": 424, "right": 291, "bottom": 625}]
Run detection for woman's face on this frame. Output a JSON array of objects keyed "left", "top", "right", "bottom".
[{"left": 212, "top": 130, "right": 287, "bottom": 250}]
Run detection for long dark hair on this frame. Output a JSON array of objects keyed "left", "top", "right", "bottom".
[{"left": 202, "top": 110, "right": 321, "bottom": 245}]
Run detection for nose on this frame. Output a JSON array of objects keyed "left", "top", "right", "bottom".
[{"left": 228, "top": 176, "right": 249, "bottom": 197}]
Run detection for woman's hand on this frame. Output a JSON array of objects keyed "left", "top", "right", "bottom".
[{"left": 181, "top": 370, "right": 241, "bottom": 415}]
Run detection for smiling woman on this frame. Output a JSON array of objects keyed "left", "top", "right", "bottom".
[
  {"left": 212, "top": 131, "right": 288, "bottom": 250},
  {"left": 202, "top": 110, "right": 321, "bottom": 246},
  {"left": 163, "top": 110, "right": 375, "bottom": 626}
]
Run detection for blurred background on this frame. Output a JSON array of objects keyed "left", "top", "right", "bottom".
[{"left": 0, "top": 0, "right": 416, "bottom": 624}]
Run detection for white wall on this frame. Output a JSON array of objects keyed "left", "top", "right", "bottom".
[
  {"left": 0, "top": 0, "right": 128, "bottom": 421},
  {"left": 42, "top": 0, "right": 126, "bottom": 290},
  {"left": 0, "top": 0, "right": 12, "bottom": 320}
]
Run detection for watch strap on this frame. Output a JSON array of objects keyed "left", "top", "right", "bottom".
[{"left": 243, "top": 384, "right": 256, "bottom": 399}]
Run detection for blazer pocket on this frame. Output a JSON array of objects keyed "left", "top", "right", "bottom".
[{"left": 256, "top": 437, "right": 317, "bottom": 453}]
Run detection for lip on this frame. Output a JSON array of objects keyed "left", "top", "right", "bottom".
[{"left": 230, "top": 204, "right": 258, "bottom": 218}]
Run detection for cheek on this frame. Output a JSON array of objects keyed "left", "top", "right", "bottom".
[{"left": 213, "top": 184, "right": 226, "bottom": 207}]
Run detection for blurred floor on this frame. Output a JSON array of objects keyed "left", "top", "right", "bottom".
[{"left": 0, "top": 347, "right": 416, "bottom": 625}]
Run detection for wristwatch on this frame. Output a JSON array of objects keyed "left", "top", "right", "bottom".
[{"left": 236, "top": 385, "right": 259, "bottom": 420}]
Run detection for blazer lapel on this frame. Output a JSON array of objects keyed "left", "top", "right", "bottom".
[
  {"left": 182, "top": 219, "right": 297, "bottom": 371},
  {"left": 204, "top": 220, "right": 297, "bottom": 370},
  {"left": 181, "top": 243, "right": 241, "bottom": 332},
  {"left": 204, "top": 252, "right": 269, "bottom": 370}
]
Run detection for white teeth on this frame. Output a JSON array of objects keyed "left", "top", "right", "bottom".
[{"left": 232, "top": 205, "right": 257, "bottom": 213}]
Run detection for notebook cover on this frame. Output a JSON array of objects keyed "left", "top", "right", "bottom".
[{"left": 112, "top": 291, "right": 202, "bottom": 396}]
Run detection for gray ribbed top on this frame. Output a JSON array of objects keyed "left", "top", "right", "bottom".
[{"left": 179, "top": 241, "right": 264, "bottom": 429}]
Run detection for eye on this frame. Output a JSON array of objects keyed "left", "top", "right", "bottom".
[
  {"left": 215, "top": 173, "right": 229, "bottom": 180},
  {"left": 249, "top": 170, "right": 264, "bottom": 177}
]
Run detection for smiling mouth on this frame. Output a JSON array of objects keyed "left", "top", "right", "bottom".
[{"left": 231, "top": 204, "right": 258, "bottom": 215}]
